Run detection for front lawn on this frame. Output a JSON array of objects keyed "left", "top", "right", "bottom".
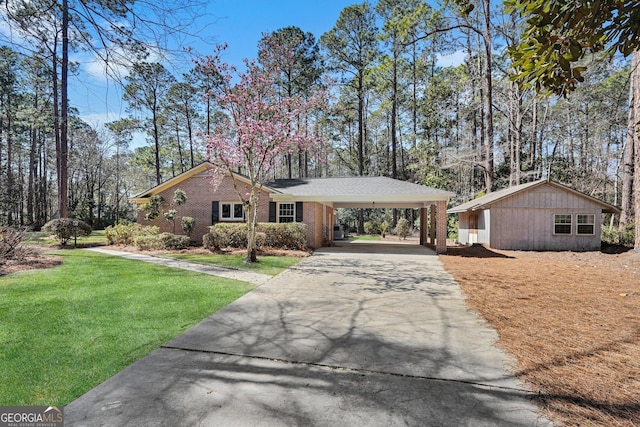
[
  {"left": 0, "top": 250, "right": 254, "bottom": 406},
  {"left": 347, "top": 235, "right": 381, "bottom": 241},
  {"left": 165, "top": 253, "right": 301, "bottom": 276}
]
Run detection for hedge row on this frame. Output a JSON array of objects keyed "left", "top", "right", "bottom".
[
  {"left": 105, "top": 223, "right": 189, "bottom": 250},
  {"left": 203, "top": 222, "right": 307, "bottom": 251}
]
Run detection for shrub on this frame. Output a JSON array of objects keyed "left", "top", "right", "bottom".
[
  {"left": 203, "top": 229, "right": 222, "bottom": 251},
  {"left": 134, "top": 232, "right": 189, "bottom": 250},
  {"left": 133, "top": 234, "right": 160, "bottom": 250},
  {"left": 105, "top": 223, "right": 158, "bottom": 246},
  {"left": 158, "top": 233, "right": 190, "bottom": 250},
  {"left": 364, "top": 219, "right": 381, "bottom": 235},
  {"left": 396, "top": 217, "right": 410, "bottom": 240},
  {"left": 0, "top": 226, "right": 29, "bottom": 263},
  {"left": 602, "top": 222, "right": 635, "bottom": 246},
  {"left": 203, "top": 222, "right": 307, "bottom": 252},
  {"left": 181, "top": 216, "right": 196, "bottom": 237},
  {"left": 42, "top": 219, "right": 92, "bottom": 246}
]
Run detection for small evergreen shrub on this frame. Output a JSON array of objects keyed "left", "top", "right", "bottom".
[
  {"left": 181, "top": 216, "right": 196, "bottom": 237},
  {"left": 42, "top": 219, "right": 92, "bottom": 246},
  {"left": 602, "top": 222, "right": 635, "bottom": 246},
  {"left": 105, "top": 223, "right": 158, "bottom": 246},
  {"left": 133, "top": 235, "right": 161, "bottom": 250},
  {"left": 396, "top": 217, "right": 410, "bottom": 240},
  {"left": 158, "top": 233, "right": 190, "bottom": 250},
  {"left": 134, "top": 232, "right": 189, "bottom": 250},
  {"left": 364, "top": 220, "right": 381, "bottom": 235},
  {"left": 203, "top": 222, "right": 307, "bottom": 252}
]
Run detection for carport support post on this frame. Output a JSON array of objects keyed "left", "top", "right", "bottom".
[
  {"left": 436, "top": 200, "right": 447, "bottom": 254},
  {"left": 420, "top": 207, "right": 427, "bottom": 245},
  {"left": 429, "top": 204, "right": 436, "bottom": 245}
]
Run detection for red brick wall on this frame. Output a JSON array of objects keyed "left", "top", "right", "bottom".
[{"left": 135, "top": 174, "right": 271, "bottom": 244}]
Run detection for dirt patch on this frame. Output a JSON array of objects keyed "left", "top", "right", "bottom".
[
  {"left": 0, "top": 250, "right": 63, "bottom": 276},
  {"left": 440, "top": 245, "right": 640, "bottom": 426}
]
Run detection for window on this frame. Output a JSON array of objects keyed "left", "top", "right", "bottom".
[
  {"left": 221, "top": 202, "right": 244, "bottom": 221},
  {"left": 554, "top": 214, "right": 572, "bottom": 235},
  {"left": 577, "top": 214, "right": 595, "bottom": 235},
  {"left": 278, "top": 203, "right": 295, "bottom": 223}
]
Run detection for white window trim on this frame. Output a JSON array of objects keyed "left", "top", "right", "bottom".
[
  {"left": 220, "top": 202, "right": 245, "bottom": 221},
  {"left": 553, "top": 214, "right": 572, "bottom": 235},
  {"left": 277, "top": 202, "right": 295, "bottom": 223},
  {"left": 576, "top": 214, "right": 595, "bottom": 236}
]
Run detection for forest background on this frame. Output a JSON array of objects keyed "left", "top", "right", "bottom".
[{"left": 0, "top": 0, "right": 637, "bottom": 247}]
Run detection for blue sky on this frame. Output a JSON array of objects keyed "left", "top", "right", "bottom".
[
  {"left": 75, "top": 0, "right": 357, "bottom": 129},
  {"left": 72, "top": 0, "right": 463, "bottom": 135}
]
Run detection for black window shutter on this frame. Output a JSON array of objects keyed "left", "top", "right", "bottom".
[
  {"left": 212, "top": 201, "right": 219, "bottom": 223},
  {"left": 269, "top": 202, "right": 276, "bottom": 222},
  {"left": 295, "top": 202, "right": 303, "bottom": 222}
]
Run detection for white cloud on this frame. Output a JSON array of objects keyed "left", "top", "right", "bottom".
[{"left": 436, "top": 50, "right": 467, "bottom": 68}]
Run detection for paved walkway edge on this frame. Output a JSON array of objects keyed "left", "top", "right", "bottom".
[{"left": 84, "top": 247, "right": 272, "bottom": 285}]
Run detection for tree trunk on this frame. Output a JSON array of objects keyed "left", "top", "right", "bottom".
[
  {"left": 620, "top": 51, "right": 638, "bottom": 231},
  {"left": 481, "top": 0, "right": 494, "bottom": 192},
  {"left": 59, "top": 0, "right": 69, "bottom": 218},
  {"left": 633, "top": 51, "right": 640, "bottom": 250},
  {"left": 152, "top": 106, "right": 161, "bottom": 185}
]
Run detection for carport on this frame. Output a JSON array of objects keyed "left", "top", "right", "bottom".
[{"left": 267, "top": 176, "right": 455, "bottom": 254}]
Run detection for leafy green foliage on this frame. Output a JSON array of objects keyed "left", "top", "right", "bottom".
[
  {"left": 105, "top": 223, "right": 158, "bottom": 246},
  {"left": 181, "top": 216, "right": 195, "bottom": 237},
  {"left": 602, "top": 222, "right": 635, "bottom": 246},
  {"left": 505, "top": 0, "right": 640, "bottom": 95},
  {"left": 133, "top": 232, "right": 189, "bottom": 250},
  {"left": 203, "top": 223, "right": 308, "bottom": 251},
  {"left": 395, "top": 217, "right": 410, "bottom": 239},
  {"left": 42, "top": 219, "right": 92, "bottom": 246}
]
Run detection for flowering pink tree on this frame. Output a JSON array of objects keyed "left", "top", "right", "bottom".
[{"left": 203, "top": 42, "right": 325, "bottom": 263}]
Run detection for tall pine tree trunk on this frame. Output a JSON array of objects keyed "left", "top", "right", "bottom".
[
  {"left": 621, "top": 52, "right": 638, "bottom": 238},
  {"left": 633, "top": 51, "right": 640, "bottom": 250},
  {"left": 59, "top": 0, "right": 69, "bottom": 218}
]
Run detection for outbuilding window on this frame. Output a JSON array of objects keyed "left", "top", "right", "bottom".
[
  {"left": 554, "top": 214, "right": 572, "bottom": 235},
  {"left": 221, "top": 202, "right": 245, "bottom": 221},
  {"left": 577, "top": 214, "right": 595, "bottom": 235}
]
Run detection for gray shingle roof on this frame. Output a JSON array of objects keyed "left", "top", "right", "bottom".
[{"left": 267, "top": 176, "right": 454, "bottom": 198}]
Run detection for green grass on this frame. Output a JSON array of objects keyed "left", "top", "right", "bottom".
[
  {"left": 26, "top": 230, "right": 108, "bottom": 246},
  {"left": 0, "top": 250, "right": 254, "bottom": 406},
  {"left": 165, "top": 253, "right": 301, "bottom": 276},
  {"left": 347, "top": 235, "right": 382, "bottom": 241}
]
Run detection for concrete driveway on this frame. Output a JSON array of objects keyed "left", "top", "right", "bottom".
[{"left": 66, "top": 242, "right": 551, "bottom": 426}]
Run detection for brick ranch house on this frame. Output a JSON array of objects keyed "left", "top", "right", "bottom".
[
  {"left": 448, "top": 179, "right": 620, "bottom": 251},
  {"left": 130, "top": 162, "right": 455, "bottom": 253}
]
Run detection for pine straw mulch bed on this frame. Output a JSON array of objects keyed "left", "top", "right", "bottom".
[
  {"left": 0, "top": 248, "right": 63, "bottom": 276},
  {"left": 439, "top": 244, "right": 640, "bottom": 426}
]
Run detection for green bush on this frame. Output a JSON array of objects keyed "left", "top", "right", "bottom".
[
  {"left": 134, "top": 232, "right": 189, "bottom": 250},
  {"left": 42, "top": 219, "right": 92, "bottom": 246},
  {"left": 181, "top": 216, "right": 196, "bottom": 237},
  {"left": 602, "top": 222, "right": 635, "bottom": 246},
  {"left": 134, "top": 234, "right": 161, "bottom": 250},
  {"left": 105, "top": 223, "right": 158, "bottom": 246},
  {"left": 364, "top": 220, "right": 381, "bottom": 235},
  {"left": 203, "top": 222, "right": 307, "bottom": 252},
  {"left": 395, "top": 217, "right": 410, "bottom": 240}
]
